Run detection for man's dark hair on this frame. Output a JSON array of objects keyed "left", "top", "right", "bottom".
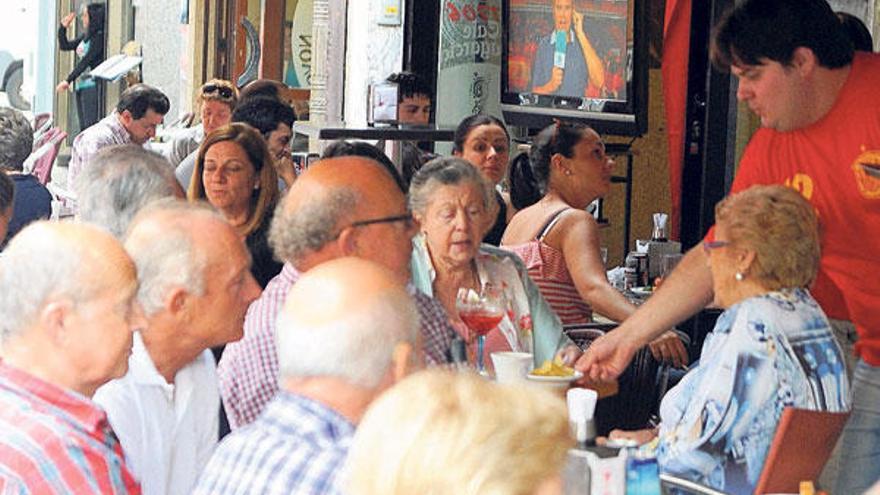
[
  {"left": 0, "top": 172, "right": 13, "bottom": 214},
  {"left": 239, "top": 79, "right": 287, "bottom": 102},
  {"left": 711, "top": 0, "right": 853, "bottom": 70},
  {"left": 0, "top": 108, "right": 33, "bottom": 172},
  {"left": 837, "top": 12, "right": 874, "bottom": 53},
  {"left": 386, "top": 71, "right": 432, "bottom": 102},
  {"left": 321, "top": 140, "right": 406, "bottom": 193},
  {"left": 232, "top": 96, "right": 296, "bottom": 137},
  {"left": 116, "top": 84, "right": 171, "bottom": 119}
]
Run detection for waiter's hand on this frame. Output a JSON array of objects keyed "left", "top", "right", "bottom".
[
  {"left": 56, "top": 81, "right": 71, "bottom": 93},
  {"left": 61, "top": 12, "right": 76, "bottom": 28},
  {"left": 575, "top": 329, "right": 637, "bottom": 382}
]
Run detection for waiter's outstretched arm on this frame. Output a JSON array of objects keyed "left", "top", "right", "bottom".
[{"left": 575, "top": 245, "right": 714, "bottom": 381}]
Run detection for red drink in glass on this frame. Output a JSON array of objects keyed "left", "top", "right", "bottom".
[{"left": 460, "top": 310, "right": 503, "bottom": 336}]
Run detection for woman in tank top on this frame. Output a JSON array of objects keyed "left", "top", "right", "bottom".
[{"left": 501, "top": 120, "right": 688, "bottom": 367}]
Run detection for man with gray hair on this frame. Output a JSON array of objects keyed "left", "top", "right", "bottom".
[
  {"left": 93, "top": 200, "right": 261, "bottom": 495},
  {"left": 0, "top": 221, "right": 144, "bottom": 492},
  {"left": 76, "top": 144, "right": 183, "bottom": 238},
  {"left": 218, "top": 156, "right": 457, "bottom": 430},
  {"left": 0, "top": 107, "right": 51, "bottom": 245},
  {"left": 195, "top": 257, "right": 419, "bottom": 494}
]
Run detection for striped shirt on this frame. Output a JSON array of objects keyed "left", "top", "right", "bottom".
[
  {"left": 193, "top": 392, "right": 353, "bottom": 495},
  {"left": 505, "top": 240, "right": 593, "bottom": 324},
  {"left": 218, "top": 262, "right": 456, "bottom": 430},
  {"left": 0, "top": 361, "right": 141, "bottom": 494}
]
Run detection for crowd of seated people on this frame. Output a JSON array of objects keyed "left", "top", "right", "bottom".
[{"left": 1, "top": 0, "right": 875, "bottom": 491}]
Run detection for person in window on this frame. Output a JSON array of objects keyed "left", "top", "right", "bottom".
[{"left": 57, "top": 2, "right": 106, "bottom": 131}]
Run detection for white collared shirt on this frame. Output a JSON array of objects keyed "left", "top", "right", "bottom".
[{"left": 94, "top": 332, "right": 219, "bottom": 495}]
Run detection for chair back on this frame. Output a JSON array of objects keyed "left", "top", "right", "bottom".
[
  {"left": 753, "top": 407, "right": 850, "bottom": 494},
  {"left": 32, "top": 113, "right": 53, "bottom": 141},
  {"left": 25, "top": 128, "right": 66, "bottom": 185}
]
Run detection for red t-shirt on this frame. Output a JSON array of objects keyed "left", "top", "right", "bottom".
[{"left": 729, "top": 52, "right": 880, "bottom": 364}]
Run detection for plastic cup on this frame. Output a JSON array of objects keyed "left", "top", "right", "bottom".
[{"left": 490, "top": 352, "right": 533, "bottom": 384}]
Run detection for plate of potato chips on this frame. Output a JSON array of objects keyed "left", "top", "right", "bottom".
[{"left": 527, "top": 358, "right": 583, "bottom": 384}]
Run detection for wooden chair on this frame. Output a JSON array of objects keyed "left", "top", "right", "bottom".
[{"left": 753, "top": 408, "right": 849, "bottom": 494}]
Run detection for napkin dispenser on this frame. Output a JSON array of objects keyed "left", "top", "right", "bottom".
[
  {"left": 635, "top": 240, "right": 682, "bottom": 280},
  {"left": 636, "top": 214, "right": 681, "bottom": 281}
]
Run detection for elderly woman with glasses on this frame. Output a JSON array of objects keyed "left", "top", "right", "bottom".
[
  {"left": 410, "top": 157, "right": 580, "bottom": 368},
  {"left": 167, "top": 79, "right": 238, "bottom": 168},
  {"left": 188, "top": 123, "right": 281, "bottom": 288},
  {"left": 604, "top": 185, "right": 849, "bottom": 494}
]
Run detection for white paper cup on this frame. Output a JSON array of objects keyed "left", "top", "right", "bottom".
[{"left": 490, "top": 352, "right": 533, "bottom": 384}]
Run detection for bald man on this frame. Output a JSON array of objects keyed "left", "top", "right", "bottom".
[
  {"left": 218, "top": 156, "right": 456, "bottom": 429},
  {"left": 0, "top": 222, "right": 144, "bottom": 493},
  {"left": 93, "top": 200, "right": 261, "bottom": 495},
  {"left": 195, "top": 258, "right": 418, "bottom": 495}
]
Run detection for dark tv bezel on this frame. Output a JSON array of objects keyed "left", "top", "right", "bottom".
[{"left": 500, "top": 0, "right": 649, "bottom": 136}]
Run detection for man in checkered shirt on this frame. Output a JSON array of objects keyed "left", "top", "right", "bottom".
[
  {"left": 194, "top": 258, "right": 419, "bottom": 495},
  {"left": 218, "top": 155, "right": 457, "bottom": 430}
]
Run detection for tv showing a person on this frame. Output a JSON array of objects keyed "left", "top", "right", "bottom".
[
  {"left": 509, "top": 0, "right": 629, "bottom": 101},
  {"left": 531, "top": 0, "right": 605, "bottom": 97}
]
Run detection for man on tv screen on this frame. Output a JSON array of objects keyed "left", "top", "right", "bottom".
[{"left": 530, "top": 0, "right": 605, "bottom": 98}]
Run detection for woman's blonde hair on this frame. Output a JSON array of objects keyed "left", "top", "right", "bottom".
[
  {"left": 188, "top": 123, "right": 278, "bottom": 236},
  {"left": 346, "top": 370, "right": 572, "bottom": 495},
  {"left": 715, "top": 184, "right": 820, "bottom": 290}
]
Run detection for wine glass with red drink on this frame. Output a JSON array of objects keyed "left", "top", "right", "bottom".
[{"left": 456, "top": 283, "right": 505, "bottom": 375}]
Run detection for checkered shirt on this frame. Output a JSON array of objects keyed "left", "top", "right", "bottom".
[
  {"left": 0, "top": 361, "right": 141, "bottom": 494},
  {"left": 69, "top": 112, "right": 132, "bottom": 190},
  {"left": 218, "top": 262, "right": 456, "bottom": 430},
  {"left": 193, "top": 392, "right": 353, "bottom": 495}
]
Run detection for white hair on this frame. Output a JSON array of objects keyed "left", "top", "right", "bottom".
[
  {"left": 76, "top": 144, "right": 181, "bottom": 238},
  {"left": 345, "top": 370, "right": 572, "bottom": 495},
  {"left": 123, "top": 199, "right": 222, "bottom": 316},
  {"left": 0, "top": 222, "right": 103, "bottom": 344},
  {"left": 276, "top": 289, "right": 419, "bottom": 388}
]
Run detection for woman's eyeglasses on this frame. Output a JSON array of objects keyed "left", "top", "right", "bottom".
[{"left": 202, "top": 84, "right": 234, "bottom": 100}]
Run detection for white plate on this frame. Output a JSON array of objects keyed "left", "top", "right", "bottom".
[
  {"left": 526, "top": 370, "right": 584, "bottom": 383},
  {"left": 629, "top": 287, "right": 653, "bottom": 297}
]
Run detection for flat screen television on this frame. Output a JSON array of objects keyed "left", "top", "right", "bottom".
[{"left": 501, "top": 0, "right": 648, "bottom": 136}]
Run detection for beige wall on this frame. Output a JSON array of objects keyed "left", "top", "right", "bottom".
[{"left": 600, "top": 68, "right": 671, "bottom": 267}]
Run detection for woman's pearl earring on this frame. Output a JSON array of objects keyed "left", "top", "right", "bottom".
[{"left": 735, "top": 272, "right": 744, "bottom": 282}]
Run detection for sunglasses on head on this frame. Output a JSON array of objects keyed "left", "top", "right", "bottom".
[{"left": 202, "top": 84, "right": 234, "bottom": 99}]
